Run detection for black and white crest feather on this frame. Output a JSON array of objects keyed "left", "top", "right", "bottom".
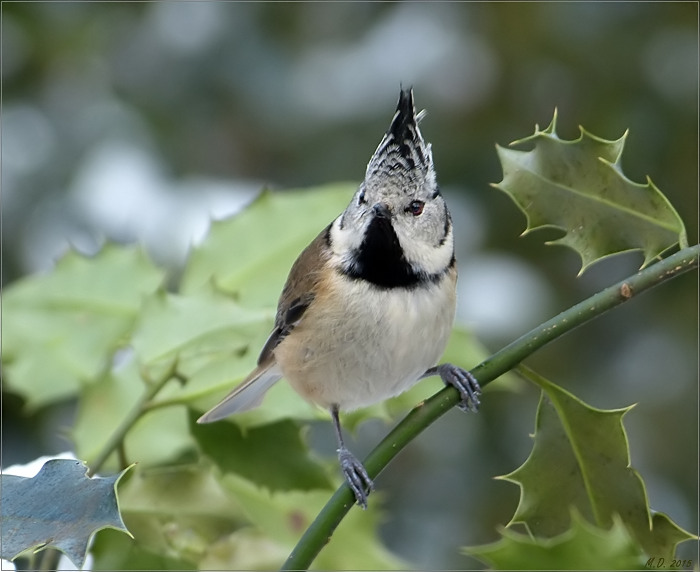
[{"left": 365, "top": 88, "right": 434, "bottom": 189}]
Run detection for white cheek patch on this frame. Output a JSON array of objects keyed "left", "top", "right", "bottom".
[
  {"left": 399, "top": 223, "right": 454, "bottom": 276},
  {"left": 329, "top": 215, "right": 363, "bottom": 261}
]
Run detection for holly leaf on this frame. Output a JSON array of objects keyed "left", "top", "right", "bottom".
[
  {"left": 493, "top": 111, "right": 687, "bottom": 273},
  {"left": 0, "top": 459, "right": 132, "bottom": 569},
  {"left": 495, "top": 369, "right": 696, "bottom": 560},
  {"left": 465, "top": 510, "right": 646, "bottom": 570},
  {"left": 189, "top": 413, "right": 333, "bottom": 491},
  {"left": 2, "top": 245, "right": 163, "bottom": 408},
  {"left": 180, "top": 184, "right": 354, "bottom": 305},
  {"left": 131, "top": 287, "right": 270, "bottom": 369}
]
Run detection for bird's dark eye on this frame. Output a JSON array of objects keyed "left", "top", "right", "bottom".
[
  {"left": 406, "top": 200, "right": 425, "bottom": 216},
  {"left": 358, "top": 189, "right": 367, "bottom": 205}
]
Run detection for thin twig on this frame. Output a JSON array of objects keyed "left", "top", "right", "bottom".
[{"left": 87, "top": 360, "right": 180, "bottom": 477}]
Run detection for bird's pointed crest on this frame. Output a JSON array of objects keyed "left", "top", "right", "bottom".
[{"left": 365, "top": 87, "right": 433, "bottom": 184}]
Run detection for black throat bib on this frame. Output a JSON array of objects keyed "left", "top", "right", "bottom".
[{"left": 346, "top": 216, "right": 424, "bottom": 289}]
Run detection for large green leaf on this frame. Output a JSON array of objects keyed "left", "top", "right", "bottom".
[
  {"left": 493, "top": 370, "right": 695, "bottom": 561},
  {"left": 493, "top": 111, "right": 687, "bottom": 272},
  {"left": 0, "top": 459, "right": 132, "bottom": 569},
  {"left": 131, "top": 287, "right": 271, "bottom": 367},
  {"left": 465, "top": 510, "right": 646, "bottom": 570},
  {"left": 189, "top": 413, "right": 333, "bottom": 491},
  {"left": 2, "top": 245, "right": 163, "bottom": 408},
  {"left": 180, "top": 184, "right": 354, "bottom": 305}
]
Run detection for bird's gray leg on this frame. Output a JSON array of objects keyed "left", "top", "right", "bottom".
[{"left": 331, "top": 405, "right": 374, "bottom": 509}]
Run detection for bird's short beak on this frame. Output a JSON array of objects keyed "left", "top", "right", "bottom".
[{"left": 372, "top": 202, "right": 391, "bottom": 219}]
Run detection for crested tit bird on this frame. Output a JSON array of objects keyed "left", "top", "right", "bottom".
[{"left": 198, "top": 88, "right": 481, "bottom": 509}]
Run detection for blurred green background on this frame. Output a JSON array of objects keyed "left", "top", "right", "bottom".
[{"left": 2, "top": 2, "right": 697, "bottom": 568}]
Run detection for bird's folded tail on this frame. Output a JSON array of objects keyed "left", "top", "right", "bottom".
[{"left": 196, "top": 363, "right": 282, "bottom": 423}]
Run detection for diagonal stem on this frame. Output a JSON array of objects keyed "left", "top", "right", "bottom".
[
  {"left": 87, "top": 359, "right": 180, "bottom": 477},
  {"left": 281, "top": 244, "right": 699, "bottom": 571}
]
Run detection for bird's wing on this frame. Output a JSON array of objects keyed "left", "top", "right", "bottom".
[{"left": 256, "top": 223, "right": 331, "bottom": 365}]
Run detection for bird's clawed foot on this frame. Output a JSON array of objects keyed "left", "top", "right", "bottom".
[
  {"left": 430, "top": 363, "right": 481, "bottom": 412},
  {"left": 338, "top": 446, "right": 374, "bottom": 510}
]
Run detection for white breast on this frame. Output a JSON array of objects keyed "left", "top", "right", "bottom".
[{"left": 275, "top": 270, "right": 456, "bottom": 411}]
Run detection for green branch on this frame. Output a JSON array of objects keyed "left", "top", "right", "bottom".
[{"left": 282, "top": 244, "right": 699, "bottom": 571}]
